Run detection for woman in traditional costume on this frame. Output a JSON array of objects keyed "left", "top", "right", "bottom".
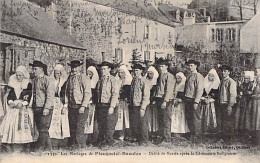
[
  {"left": 49, "top": 64, "right": 70, "bottom": 148},
  {"left": 114, "top": 65, "right": 132, "bottom": 141},
  {"left": 252, "top": 71, "right": 260, "bottom": 145},
  {"left": 200, "top": 69, "right": 220, "bottom": 134},
  {"left": 235, "top": 71, "right": 254, "bottom": 136},
  {"left": 145, "top": 66, "right": 159, "bottom": 139},
  {"left": 85, "top": 66, "right": 99, "bottom": 143},
  {"left": 171, "top": 72, "right": 189, "bottom": 137},
  {"left": 0, "top": 66, "right": 38, "bottom": 152}
]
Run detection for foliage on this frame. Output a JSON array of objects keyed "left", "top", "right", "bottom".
[
  {"left": 27, "top": 0, "right": 54, "bottom": 10},
  {"left": 172, "top": 43, "right": 256, "bottom": 81}
]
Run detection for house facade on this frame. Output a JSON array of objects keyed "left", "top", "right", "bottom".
[
  {"left": 175, "top": 20, "right": 246, "bottom": 52},
  {"left": 50, "top": 0, "right": 176, "bottom": 68}
]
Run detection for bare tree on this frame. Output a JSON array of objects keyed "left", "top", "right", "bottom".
[
  {"left": 232, "top": 0, "right": 253, "bottom": 20},
  {"left": 253, "top": 0, "right": 259, "bottom": 14}
]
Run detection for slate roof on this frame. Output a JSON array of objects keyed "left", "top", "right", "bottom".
[
  {"left": 85, "top": 0, "right": 176, "bottom": 27},
  {"left": 0, "top": 0, "right": 86, "bottom": 50}
]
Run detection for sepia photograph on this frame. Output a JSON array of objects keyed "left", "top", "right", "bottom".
[{"left": 0, "top": 0, "right": 259, "bottom": 162}]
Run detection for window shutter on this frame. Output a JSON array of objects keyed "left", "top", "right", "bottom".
[
  {"left": 232, "top": 28, "right": 236, "bottom": 41},
  {"left": 226, "top": 28, "right": 229, "bottom": 41},
  {"left": 211, "top": 29, "right": 215, "bottom": 42},
  {"left": 144, "top": 25, "right": 149, "bottom": 39}
]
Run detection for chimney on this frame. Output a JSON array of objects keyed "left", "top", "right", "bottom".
[
  {"left": 183, "top": 12, "right": 196, "bottom": 26},
  {"left": 207, "top": 16, "right": 210, "bottom": 23},
  {"left": 176, "top": 9, "right": 180, "bottom": 21}
]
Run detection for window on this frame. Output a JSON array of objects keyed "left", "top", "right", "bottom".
[
  {"left": 216, "top": 28, "right": 224, "bottom": 42},
  {"left": 101, "top": 52, "right": 105, "bottom": 62},
  {"left": 144, "top": 51, "right": 150, "bottom": 61},
  {"left": 115, "top": 48, "right": 123, "bottom": 63},
  {"left": 169, "top": 11, "right": 176, "bottom": 20},
  {"left": 94, "top": 24, "right": 98, "bottom": 35},
  {"left": 101, "top": 24, "right": 105, "bottom": 33},
  {"left": 144, "top": 24, "right": 149, "bottom": 39},
  {"left": 115, "top": 25, "right": 122, "bottom": 35},
  {"left": 211, "top": 28, "right": 215, "bottom": 41},
  {"left": 132, "top": 21, "right": 136, "bottom": 37},
  {"left": 199, "top": 8, "right": 205, "bottom": 16},
  {"left": 115, "top": 18, "right": 122, "bottom": 35},
  {"left": 226, "top": 28, "right": 236, "bottom": 41},
  {"left": 168, "top": 32, "right": 172, "bottom": 44},
  {"left": 106, "top": 25, "right": 112, "bottom": 37}
]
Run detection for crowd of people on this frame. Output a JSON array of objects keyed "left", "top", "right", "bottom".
[{"left": 0, "top": 58, "right": 260, "bottom": 154}]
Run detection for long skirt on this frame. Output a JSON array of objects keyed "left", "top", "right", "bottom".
[
  {"left": 147, "top": 103, "right": 159, "bottom": 133},
  {"left": 49, "top": 97, "right": 70, "bottom": 139},
  {"left": 84, "top": 103, "right": 96, "bottom": 134},
  {"left": 252, "top": 97, "right": 260, "bottom": 131},
  {"left": 115, "top": 100, "right": 130, "bottom": 131},
  {"left": 235, "top": 96, "right": 253, "bottom": 130},
  {"left": 171, "top": 101, "right": 189, "bottom": 133},
  {"left": 0, "top": 100, "right": 38, "bottom": 144},
  {"left": 200, "top": 99, "right": 218, "bottom": 134}
]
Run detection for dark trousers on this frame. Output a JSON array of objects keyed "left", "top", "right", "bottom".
[
  {"left": 129, "top": 106, "right": 149, "bottom": 143},
  {"left": 1, "top": 143, "right": 30, "bottom": 153},
  {"left": 155, "top": 98, "right": 172, "bottom": 142},
  {"left": 34, "top": 107, "right": 53, "bottom": 151},
  {"left": 96, "top": 104, "right": 118, "bottom": 144},
  {"left": 220, "top": 104, "right": 235, "bottom": 136},
  {"left": 185, "top": 98, "right": 202, "bottom": 135},
  {"left": 68, "top": 105, "right": 89, "bottom": 148}
]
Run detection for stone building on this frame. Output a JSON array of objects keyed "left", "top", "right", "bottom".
[
  {"left": 50, "top": 0, "right": 176, "bottom": 68},
  {"left": 0, "top": 0, "right": 86, "bottom": 83}
]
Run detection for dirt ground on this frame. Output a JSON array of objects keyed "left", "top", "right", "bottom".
[{"left": 0, "top": 135, "right": 259, "bottom": 163}]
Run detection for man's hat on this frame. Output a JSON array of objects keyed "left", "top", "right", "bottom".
[
  {"left": 68, "top": 60, "right": 83, "bottom": 68},
  {"left": 97, "top": 61, "right": 114, "bottom": 68},
  {"left": 131, "top": 63, "right": 144, "bottom": 70},
  {"left": 155, "top": 58, "right": 169, "bottom": 66},
  {"left": 185, "top": 59, "right": 200, "bottom": 67},
  {"left": 220, "top": 65, "right": 233, "bottom": 71},
  {"left": 29, "top": 60, "right": 45, "bottom": 69}
]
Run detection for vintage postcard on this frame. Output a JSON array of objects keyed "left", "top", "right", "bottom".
[{"left": 0, "top": 0, "right": 260, "bottom": 163}]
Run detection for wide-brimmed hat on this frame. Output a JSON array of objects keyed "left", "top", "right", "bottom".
[
  {"left": 155, "top": 58, "right": 169, "bottom": 66},
  {"left": 68, "top": 60, "right": 83, "bottom": 68},
  {"left": 97, "top": 61, "right": 114, "bottom": 68},
  {"left": 131, "top": 63, "right": 144, "bottom": 70},
  {"left": 29, "top": 60, "right": 45, "bottom": 69},
  {"left": 185, "top": 59, "right": 200, "bottom": 67},
  {"left": 220, "top": 65, "right": 233, "bottom": 71}
]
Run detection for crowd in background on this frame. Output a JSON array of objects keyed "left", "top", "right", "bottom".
[{"left": 0, "top": 58, "right": 260, "bottom": 154}]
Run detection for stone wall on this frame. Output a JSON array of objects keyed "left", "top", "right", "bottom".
[
  {"left": 0, "top": 32, "right": 85, "bottom": 78},
  {"left": 50, "top": 0, "right": 175, "bottom": 67}
]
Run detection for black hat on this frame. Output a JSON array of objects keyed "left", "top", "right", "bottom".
[
  {"left": 220, "top": 65, "right": 233, "bottom": 71},
  {"left": 155, "top": 58, "right": 169, "bottom": 66},
  {"left": 185, "top": 59, "right": 200, "bottom": 67},
  {"left": 68, "top": 60, "right": 83, "bottom": 68},
  {"left": 131, "top": 63, "right": 144, "bottom": 70},
  {"left": 97, "top": 61, "right": 114, "bottom": 68},
  {"left": 29, "top": 60, "right": 45, "bottom": 69}
]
